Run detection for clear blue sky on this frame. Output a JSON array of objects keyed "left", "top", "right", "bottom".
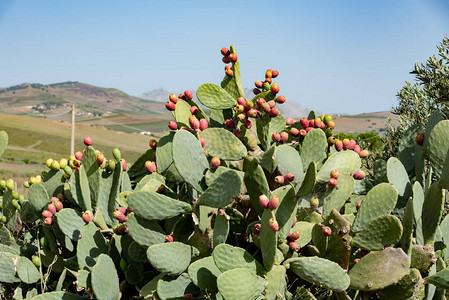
[{"left": 0, "top": 0, "right": 448, "bottom": 114}]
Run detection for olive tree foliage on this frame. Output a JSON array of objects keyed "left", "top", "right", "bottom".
[{"left": 381, "top": 35, "right": 449, "bottom": 159}]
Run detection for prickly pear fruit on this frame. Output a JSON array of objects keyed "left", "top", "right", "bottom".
[
  {"left": 353, "top": 145, "right": 361, "bottom": 154},
  {"left": 272, "top": 132, "right": 281, "bottom": 143},
  {"left": 280, "top": 132, "right": 288, "bottom": 143},
  {"left": 289, "top": 241, "right": 300, "bottom": 252},
  {"left": 284, "top": 173, "right": 295, "bottom": 182},
  {"left": 229, "top": 53, "right": 238, "bottom": 63},
  {"left": 114, "top": 210, "right": 127, "bottom": 222},
  {"left": 310, "top": 197, "right": 319, "bottom": 210},
  {"left": 328, "top": 178, "right": 337, "bottom": 188},
  {"left": 145, "top": 161, "right": 157, "bottom": 174},
  {"left": 322, "top": 226, "right": 332, "bottom": 236},
  {"left": 46, "top": 158, "right": 53, "bottom": 168},
  {"left": 269, "top": 218, "right": 279, "bottom": 232},
  {"left": 330, "top": 169, "right": 339, "bottom": 179},
  {"left": 221, "top": 47, "right": 230, "bottom": 57},
  {"left": 47, "top": 204, "right": 56, "bottom": 215},
  {"left": 272, "top": 70, "right": 279, "bottom": 78},
  {"left": 84, "top": 137, "right": 92, "bottom": 146},
  {"left": 290, "top": 230, "right": 300, "bottom": 241},
  {"left": 42, "top": 210, "right": 53, "bottom": 218},
  {"left": 342, "top": 139, "right": 350, "bottom": 150},
  {"left": 327, "top": 120, "right": 335, "bottom": 129},
  {"left": 82, "top": 211, "right": 93, "bottom": 223},
  {"left": 121, "top": 159, "right": 128, "bottom": 171},
  {"left": 50, "top": 160, "right": 60, "bottom": 171},
  {"left": 199, "top": 119, "right": 208, "bottom": 131},
  {"left": 271, "top": 83, "right": 279, "bottom": 94},
  {"left": 31, "top": 255, "right": 40, "bottom": 267},
  {"left": 353, "top": 170, "right": 366, "bottom": 180},
  {"left": 54, "top": 201, "right": 63, "bottom": 212},
  {"left": 416, "top": 132, "right": 425, "bottom": 146},
  {"left": 165, "top": 235, "right": 174, "bottom": 243},
  {"left": 168, "top": 121, "right": 178, "bottom": 130},
  {"left": 335, "top": 140, "right": 343, "bottom": 151},
  {"left": 113, "top": 148, "right": 121, "bottom": 161},
  {"left": 113, "top": 223, "right": 127, "bottom": 235},
  {"left": 286, "top": 117, "right": 295, "bottom": 125},
  {"left": 149, "top": 139, "right": 158, "bottom": 150},
  {"left": 275, "top": 175, "right": 285, "bottom": 184},
  {"left": 269, "top": 196, "right": 279, "bottom": 210},
  {"left": 259, "top": 195, "right": 270, "bottom": 209},
  {"left": 210, "top": 157, "right": 220, "bottom": 170},
  {"left": 0, "top": 216, "right": 6, "bottom": 223},
  {"left": 184, "top": 90, "right": 193, "bottom": 100},
  {"left": 169, "top": 93, "right": 178, "bottom": 103},
  {"left": 189, "top": 115, "right": 200, "bottom": 130},
  {"left": 359, "top": 150, "right": 369, "bottom": 158},
  {"left": 44, "top": 217, "right": 53, "bottom": 226}
]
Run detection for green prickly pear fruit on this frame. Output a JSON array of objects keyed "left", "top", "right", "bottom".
[
  {"left": 32, "top": 255, "right": 41, "bottom": 267},
  {"left": 40, "top": 237, "right": 49, "bottom": 250},
  {"left": 168, "top": 121, "right": 178, "bottom": 130},
  {"left": 84, "top": 137, "right": 92, "bottom": 146},
  {"left": 46, "top": 158, "right": 53, "bottom": 168},
  {"left": 42, "top": 210, "right": 53, "bottom": 218},
  {"left": 119, "top": 259, "right": 128, "bottom": 273},
  {"left": 11, "top": 190, "right": 19, "bottom": 199},
  {"left": 6, "top": 179, "right": 14, "bottom": 191},
  {"left": 0, "top": 180, "right": 6, "bottom": 190},
  {"left": 272, "top": 132, "right": 281, "bottom": 143},
  {"left": 322, "top": 226, "right": 332, "bottom": 236},
  {"left": 145, "top": 161, "right": 157, "bottom": 174},
  {"left": 165, "top": 234, "right": 174, "bottom": 243},
  {"left": 323, "top": 114, "right": 332, "bottom": 124},
  {"left": 11, "top": 199, "right": 20, "bottom": 211},
  {"left": 112, "top": 148, "right": 121, "bottom": 161},
  {"left": 269, "top": 196, "right": 279, "bottom": 210},
  {"left": 113, "top": 210, "right": 127, "bottom": 222},
  {"left": 289, "top": 241, "right": 300, "bottom": 252},
  {"left": 259, "top": 195, "right": 270, "bottom": 209},
  {"left": 23, "top": 181, "right": 30, "bottom": 188},
  {"left": 44, "top": 217, "right": 53, "bottom": 226},
  {"left": 284, "top": 173, "right": 295, "bottom": 182},
  {"left": 107, "top": 160, "right": 116, "bottom": 172},
  {"left": 335, "top": 140, "right": 343, "bottom": 151},
  {"left": 50, "top": 160, "right": 60, "bottom": 171},
  {"left": 272, "top": 70, "right": 279, "bottom": 78},
  {"left": 48, "top": 203, "right": 56, "bottom": 215},
  {"left": 328, "top": 178, "right": 337, "bottom": 188},
  {"left": 59, "top": 158, "right": 68, "bottom": 168},
  {"left": 330, "top": 169, "right": 339, "bottom": 179},
  {"left": 353, "top": 170, "right": 366, "bottom": 180},
  {"left": 359, "top": 150, "right": 369, "bottom": 158},
  {"left": 18, "top": 194, "right": 25, "bottom": 205},
  {"left": 54, "top": 201, "right": 63, "bottom": 212},
  {"left": 275, "top": 176, "right": 285, "bottom": 184},
  {"left": 82, "top": 211, "right": 93, "bottom": 223},
  {"left": 342, "top": 139, "right": 350, "bottom": 150},
  {"left": 169, "top": 93, "right": 178, "bottom": 103},
  {"left": 269, "top": 217, "right": 279, "bottom": 232},
  {"left": 210, "top": 157, "right": 220, "bottom": 170},
  {"left": 0, "top": 216, "right": 6, "bottom": 223},
  {"left": 310, "top": 197, "right": 319, "bottom": 210}
]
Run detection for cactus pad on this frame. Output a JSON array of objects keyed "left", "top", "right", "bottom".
[
  {"left": 387, "top": 157, "right": 411, "bottom": 197},
  {"left": 322, "top": 173, "right": 355, "bottom": 217},
  {"left": 16, "top": 256, "right": 40, "bottom": 284},
  {"left": 217, "top": 268, "right": 265, "bottom": 300},
  {"left": 296, "top": 161, "right": 317, "bottom": 198},
  {"left": 128, "top": 191, "right": 191, "bottom": 220},
  {"left": 27, "top": 183, "right": 49, "bottom": 215},
  {"left": 425, "top": 120, "right": 449, "bottom": 177},
  {"left": 147, "top": 242, "right": 198, "bottom": 276},
  {"left": 317, "top": 151, "right": 361, "bottom": 182},
  {"left": 200, "top": 128, "right": 247, "bottom": 160},
  {"left": 213, "top": 211, "right": 230, "bottom": 247},
  {"left": 213, "top": 244, "right": 265, "bottom": 275},
  {"left": 77, "top": 222, "right": 108, "bottom": 271},
  {"left": 260, "top": 209, "right": 277, "bottom": 271},
  {"left": 55, "top": 208, "right": 85, "bottom": 241},
  {"left": 197, "top": 170, "right": 242, "bottom": 208},
  {"left": 301, "top": 128, "right": 328, "bottom": 169},
  {"left": 126, "top": 213, "right": 166, "bottom": 247},
  {"left": 197, "top": 83, "right": 236, "bottom": 109},
  {"left": 0, "top": 252, "right": 20, "bottom": 283},
  {"left": 188, "top": 256, "right": 222, "bottom": 291},
  {"left": 422, "top": 182, "right": 444, "bottom": 245},
  {"left": 157, "top": 273, "right": 200, "bottom": 299},
  {"left": 274, "top": 145, "right": 304, "bottom": 184},
  {"left": 352, "top": 215, "right": 403, "bottom": 251},
  {"left": 91, "top": 254, "right": 119, "bottom": 300}
]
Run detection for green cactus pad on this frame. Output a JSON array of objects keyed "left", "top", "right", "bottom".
[
  {"left": 147, "top": 242, "right": 198, "bottom": 276},
  {"left": 172, "top": 213, "right": 195, "bottom": 243},
  {"left": 217, "top": 268, "right": 265, "bottom": 300},
  {"left": 126, "top": 213, "right": 166, "bottom": 247},
  {"left": 95, "top": 166, "right": 121, "bottom": 226},
  {"left": 427, "top": 266, "right": 449, "bottom": 289},
  {"left": 55, "top": 208, "right": 85, "bottom": 241},
  {"left": 0, "top": 252, "right": 20, "bottom": 283},
  {"left": 174, "top": 99, "right": 192, "bottom": 127},
  {"left": 205, "top": 166, "right": 244, "bottom": 187},
  {"left": 352, "top": 215, "right": 403, "bottom": 251},
  {"left": 422, "top": 182, "right": 444, "bottom": 245},
  {"left": 274, "top": 145, "right": 304, "bottom": 184},
  {"left": 28, "top": 292, "right": 87, "bottom": 299},
  {"left": 140, "top": 273, "right": 164, "bottom": 299},
  {"left": 157, "top": 273, "right": 200, "bottom": 299},
  {"left": 172, "top": 130, "right": 208, "bottom": 191},
  {"left": 0, "top": 243, "right": 20, "bottom": 255},
  {"left": 352, "top": 183, "right": 398, "bottom": 233},
  {"left": 213, "top": 211, "right": 230, "bottom": 247},
  {"left": 290, "top": 221, "right": 314, "bottom": 248},
  {"left": 197, "top": 170, "right": 242, "bottom": 208},
  {"left": 155, "top": 131, "right": 175, "bottom": 174},
  {"left": 317, "top": 151, "right": 361, "bottom": 182},
  {"left": 127, "top": 149, "right": 155, "bottom": 180},
  {"left": 412, "top": 182, "right": 425, "bottom": 245},
  {"left": 128, "top": 191, "right": 191, "bottom": 221},
  {"left": 41, "top": 169, "right": 65, "bottom": 197},
  {"left": 77, "top": 222, "right": 108, "bottom": 271},
  {"left": 411, "top": 244, "right": 435, "bottom": 274},
  {"left": 348, "top": 247, "right": 411, "bottom": 291},
  {"left": 322, "top": 173, "right": 355, "bottom": 217},
  {"left": 260, "top": 209, "right": 277, "bottom": 271},
  {"left": 387, "top": 157, "right": 411, "bottom": 197},
  {"left": 379, "top": 268, "right": 424, "bottom": 300},
  {"left": 91, "top": 254, "right": 119, "bottom": 300},
  {"left": 255, "top": 144, "right": 276, "bottom": 173},
  {"left": 135, "top": 172, "right": 165, "bottom": 191},
  {"left": 76, "top": 270, "right": 90, "bottom": 289},
  {"left": 16, "top": 256, "right": 40, "bottom": 284},
  {"left": 0, "top": 130, "right": 8, "bottom": 157},
  {"left": 284, "top": 256, "right": 350, "bottom": 292},
  {"left": 212, "top": 244, "right": 265, "bottom": 275},
  {"left": 426, "top": 120, "right": 449, "bottom": 177},
  {"left": 301, "top": 128, "right": 328, "bottom": 169},
  {"left": 398, "top": 124, "right": 423, "bottom": 173},
  {"left": 264, "top": 265, "right": 287, "bottom": 298},
  {"left": 221, "top": 45, "right": 245, "bottom": 99},
  {"left": 27, "top": 183, "right": 49, "bottom": 216},
  {"left": 243, "top": 158, "right": 270, "bottom": 216},
  {"left": 200, "top": 128, "right": 247, "bottom": 160},
  {"left": 423, "top": 109, "right": 443, "bottom": 149},
  {"left": 440, "top": 149, "right": 449, "bottom": 189},
  {"left": 400, "top": 198, "right": 414, "bottom": 256},
  {"left": 296, "top": 161, "right": 317, "bottom": 198},
  {"left": 39, "top": 250, "right": 64, "bottom": 273},
  {"left": 77, "top": 165, "right": 92, "bottom": 211},
  {"left": 197, "top": 83, "right": 236, "bottom": 109},
  {"left": 126, "top": 241, "right": 148, "bottom": 263},
  {"left": 188, "top": 256, "right": 222, "bottom": 291},
  {"left": 272, "top": 185, "right": 297, "bottom": 240}
]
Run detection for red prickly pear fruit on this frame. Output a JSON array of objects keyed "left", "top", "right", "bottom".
[
  {"left": 75, "top": 151, "right": 83, "bottom": 161},
  {"left": 280, "top": 132, "right": 289, "bottom": 143},
  {"left": 275, "top": 175, "right": 285, "bottom": 184},
  {"left": 247, "top": 109, "right": 259, "bottom": 118},
  {"left": 225, "top": 68, "right": 234, "bottom": 77},
  {"left": 168, "top": 121, "right": 178, "bottom": 130},
  {"left": 327, "top": 120, "right": 335, "bottom": 129},
  {"left": 270, "top": 107, "right": 279, "bottom": 118},
  {"left": 353, "top": 170, "right": 366, "bottom": 180},
  {"left": 96, "top": 153, "right": 105, "bottom": 166},
  {"left": 44, "top": 217, "right": 53, "bottom": 226},
  {"left": 308, "top": 119, "right": 315, "bottom": 128},
  {"left": 253, "top": 88, "right": 261, "bottom": 95},
  {"left": 224, "top": 64, "right": 232, "bottom": 71},
  {"left": 353, "top": 145, "right": 361, "bottom": 154},
  {"left": 165, "top": 101, "right": 176, "bottom": 111},
  {"left": 328, "top": 178, "right": 337, "bottom": 188},
  {"left": 359, "top": 150, "right": 369, "bottom": 158},
  {"left": 342, "top": 139, "right": 350, "bottom": 150},
  {"left": 267, "top": 100, "right": 276, "bottom": 108},
  {"left": 320, "top": 122, "right": 325, "bottom": 129},
  {"left": 244, "top": 120, "right": 252, "bottom": 129},
  {"left": 356, "top": 203, "right": 361, "bottom": 210},
  {"left": 265, "top": 77, "right": 272, "bottom": 84},
  {"left": 290, "top": 128, "right": 300, "bottom": 137},
  {"left": 272, "top": 70, "right": 279, "bottom": 78},
  {"left": 261, "top": 102, "right": 271, "bottom": 114},
  {"left": 322, "top": 226, "right": 332, "bottom": 236},
  {"left": 288, "top": 241, "right": 300, "bottom": 252},
  {"left": 269, "top": 217, "right": 279, "bottom": 232},
  {"left": 271, "top": 83, "right": 280, "bottom": 94},
  {"left": 178, "top": 93, "right": 186, "bottom": 100},
  {"left": 221, "top": 47, "right": 230, "bottom": 57},
  {"left": 330, "top": 169, "right": 339, "bottom": 179},
  {"left": 252, "top": 223, "right": 261, "bottom": 235},
  {"left": 286, "top": 117, "right": 296, "bottom": 125},
  {"left": 145, "top": 161, "right": 157, "bottom": 173},
  {"left": 234, "top": 104, "right": 245, "bottom": 113},
  {"left": 54, "top": 201, "right": 63, "bottom": 212},
  {"left": 314, "top": 118, "right": 323, "bottom": 128},
  {"left": 157, "top": 184, "right": 166, "bottom": 194},
  {"left": 272, "top": 132, "right": 281, "bottom": 143},
  {"left": 42, "top": 210, "right": 53, "bottom": 218},
  {"left": 299, "top": 117, "right": 309, "bottom": 129},
  {"left": 237, "top": 97, "right": 246, "bottom": 106},
  {"left": 256, "top": 98, "right": 266, "bottom": 107},
  {"left": 310, "top": 197, "right": 319, "bottom": 209},
  {"left": 229, "top": 53, "right": 238, "bottom": 63},
  {"left": 149, "top": 139, "right": 158, "bottom": 150},
  {"left": 259, "top": 195, "right": 270, "bottom": 209},
  {"left": 190, "top": 106, "right": 198, "bottom": 115},
  {"left": 335, "top": 140, "right": 343, "bottom": 151},
  {"left": 290, "top": 230, "right": 300, "bottom": 241},
  {"left": 284, "top": 173, "right": 295, "bottom": 182},
  {"left": 199, "top": 119, "right": 208, "bottom": 131},
  {"left": 184, "top": 294, "right": 193, "bottom": 298},
  {"left": 113, "top": 210, "right": 127, "bottom": 222},
  {"left": 165, "top": 234, "right": 174, "bottom": 243},
  {"left": 233, "top": 130, "right": 242, "bottom": 138},
  {"left": 47, "top": 203, "right": 56, "bottom": 215},
  {"left": 117, "top": 206, "right": 127, "bottom": 214},
  {"left": 84, "top": 137, "right": 92, "bottom": 146},
  {"left": 354, "top": 258, "right": 360, "bottom": 264},
  {"left": 265, "top": 69, "right": 273, "bottom": 78},
  {"left": 169, "top": 93, "right": 178, "bottom": 103},
  {"left": 292, "top": 216, "right": 297, "bottom": 228},
  {"left": 211, "top": 157, "right": 220, "bottom": 170},
  {"left": 276, "top": 95, "right": 286, "bottom": 104},
  {"left": 222, "top": 57, "right": 231, "bottom": 63},
  {"left": 255, "top": 80, "right": 263, "bottom": 88},
  {"left": 224, "top": 119, "right": 236, "bottom": 129},
  {"left": 416, "top": 132, "right": 425, "bottom": 146},
  {"left": 299, "top": 129, "right": 307, "bottom": 138},
  {"left": 189, "top": 116, "right": 199, "bottom": 130},
  {"left": 269, "top": 196, "right": 279, "bottom": 210},
  {"left": 82, "top": 210, "right": 93, "bottom": 223},
  {"left": 245, "top": 100, "right": 253, "bottom": 110},
  {"left": 349, "top": 139, "right": 357, "bottom": 150},
  {"left": 200, "top": 137, "right": 206, "bottom": 148},
  {"left": 50, "top": 196, "right": 59, "bottom": 203},
  {"left": 120, "top": 159, "right": 127, "bottom": 172},
  {"left": 184, "top": 90, "right": 193, "bottom": 100}
]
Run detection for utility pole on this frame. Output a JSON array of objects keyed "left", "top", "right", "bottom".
[{"left": 71, "top": 104, "right": 75, "bottom": 155}]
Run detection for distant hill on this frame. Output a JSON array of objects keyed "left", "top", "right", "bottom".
[{"left": 0, "top": 81, "right": 166, "bottom": 120}]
